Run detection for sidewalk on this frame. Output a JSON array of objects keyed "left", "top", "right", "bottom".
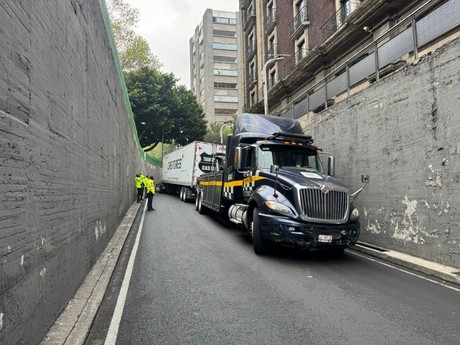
[
  {"left": 351, "top": 242, "right": 460, "bottom": 286},
  {"left": 40, "top": 202, "right": 143, "bottom": 345},
  {"left": 39, "top": 206, "right": 460, "bottom": 344}
]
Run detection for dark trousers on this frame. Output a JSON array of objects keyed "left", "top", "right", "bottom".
[
  {"left": 147, "top": 192, "right": 154, "bottom": 210},
  {"left": 137, "top": 188, "right": 144, "bottom": 202}
]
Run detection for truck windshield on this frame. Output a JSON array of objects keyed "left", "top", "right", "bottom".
[{"left": 258, "top": 146, "right": 324, "bottom": 173}]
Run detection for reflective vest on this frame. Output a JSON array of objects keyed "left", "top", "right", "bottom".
[
  {"left": 146, "top": 178, "right": 156, "bottom": 194},
  {"left": 135, "top": 175, "right": 144, "bottom": 189}
]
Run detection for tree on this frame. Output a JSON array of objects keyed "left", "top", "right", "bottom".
[
  {"left": 204, "top": 122, "right": 234, "bottom": 144},
  {"left": 170, "top": 86, "right": 208, "bottom": 146},
  {"left": 125, "top": 67, "right": 207, "bottom": 149},
  {"left": 107, "top": 0, "right": 161, "bottom": 71}
]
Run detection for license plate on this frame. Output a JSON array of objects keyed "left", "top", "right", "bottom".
[{"left": 318, "top": 234, "right": 333, "bottom": 243}]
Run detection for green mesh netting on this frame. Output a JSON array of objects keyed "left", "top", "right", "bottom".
[{"left": 98, "top": 0, "right": 160, "bottom": 167}]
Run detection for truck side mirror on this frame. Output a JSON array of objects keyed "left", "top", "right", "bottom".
[
  {"left": 361, "top": 174, "right": 369, "bottom": 183},
  {"left": 235, "top": 147, "right": 242, "bottom": 170},
  {"left": 270, "top": 165, "right": 279, "bottom": 174},
  {"left": 328, "top": 156, "right": 335, "bottom": 176}
]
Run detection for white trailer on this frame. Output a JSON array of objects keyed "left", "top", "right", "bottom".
[{"left": 161, "top": 141, "right": 226, "bottom": 201}]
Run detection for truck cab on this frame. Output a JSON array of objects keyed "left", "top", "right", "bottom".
[{"left": 196, "top": 114, "right": 367, "bottom": 255}]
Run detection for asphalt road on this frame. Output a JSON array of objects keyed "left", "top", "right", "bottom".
[{"left": 90, "top": 194, "right": 460, "bottom": 345}]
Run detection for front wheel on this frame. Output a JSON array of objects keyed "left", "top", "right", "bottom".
[{"left": 252, "top": 207, "right": 269, "bottom": 255}]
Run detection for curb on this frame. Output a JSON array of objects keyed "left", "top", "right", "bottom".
[
  {"left": 351, "top": 242, "right": 460, "bottom": 286},
  {"left": 40, "top": 202, "right": 143, "bottom": 345}
]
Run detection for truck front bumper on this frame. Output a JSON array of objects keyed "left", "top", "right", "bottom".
[{"left": 258, "top": 212, "right": 360, "bottom": 250}]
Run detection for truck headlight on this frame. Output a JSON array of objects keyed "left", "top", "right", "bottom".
[
  {"left": 265, "top": 201, "right": 294, "bottom": 215},
  {"left": 350, "top": 207, "right": 359, "bottom": 221}
]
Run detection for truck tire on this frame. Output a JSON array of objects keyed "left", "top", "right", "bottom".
[
  {"left": 252, "top": 207, "right": 268, "bottom": 255},
  {"left": 197, "top": 192, "right": 207, "bottom": 215},
  {"left": 180, "top": 188, "right": 185, "bottom": 201},
  {"left": 195, "top": 191, "right": 200, "bottom": 211}
]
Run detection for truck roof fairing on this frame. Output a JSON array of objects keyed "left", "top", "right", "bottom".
[{"left": 233, "top": 114, "right": 303, "bottom": 136}]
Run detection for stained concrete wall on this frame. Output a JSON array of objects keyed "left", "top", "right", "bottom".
[
  {"left": 300, "top": 37, "right": 460, "bottom": 268},
  {"left": 0, "top": 1, "right": 158, "bottom": 344}
]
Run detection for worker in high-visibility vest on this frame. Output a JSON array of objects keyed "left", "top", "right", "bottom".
[
  {"left": 135, "top": 173, "right": 145, "bottom": 202},
  {"left": 146, "top": 176, "right": 156, "bottom": 211},
  {"left": 142, "top": 174, "right": 149, "bottom": 199}
]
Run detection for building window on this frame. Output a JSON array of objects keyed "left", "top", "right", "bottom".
[
  {"left": 213, "top": 17, "right": 237, "bottom": 25},
  {"left": 250, "top": 90, "right": 256, "bottom": 106},
  {"left": 214, "top": 95, "right": 238, "bottom": 103},
  {"left": 215, "top": 108, "right": 238, "bottom": 115},
  {"left": 296, "top": 40, "right": 306, "bottom": 62},
  {"left": 213, "top": 30, "right": 236, "bottom": 37},
  {"left": 214, "top": 69, "right": 238, "bottom": 76},
  {"left": 248, "top": 33, "right": 255, "bottom": 50},
  {"left": 214, "top": 56, "right": 237, "bottom": 63},
  {"left": 342, "top": 0, "right": 358, "bottom": 17},
  {"left": 270, "top": 70, "right": 277, "bottom": 87},
  {"left": 213, "top": 43, "right": 237, "bottom": 51},
  {"left": 214, "top": 82, "right": 238, "bottom": 89}
]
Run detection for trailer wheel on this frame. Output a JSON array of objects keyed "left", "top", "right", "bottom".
[
  {"left": 180, "top": 188, "right": 184, "bottom": 201},
  {"left": 252, "top": 207, "right": 268, "bottom": 255},
  {"left": 197, "top": 192, "right": 207, "bottom": 215}
]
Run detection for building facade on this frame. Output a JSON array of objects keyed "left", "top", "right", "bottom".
[
  {"left": 238, "top": 0, "right": 460, "bottom": 268},
  {"left": 239, "top": 0, "right": 459, "bottom": 117},
  {"left": 190, "top": 9, "right": 243, "bottom": 125}
]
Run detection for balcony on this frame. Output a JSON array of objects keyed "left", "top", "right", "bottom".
[
  {"left": 243, "top": 11, "right": 256, "bottom": 31},
  {"left": 264, "top": 8, "right": 278, "bottom": 34},
  {"left": 246, "top": 41, "right": 257, "bottom": 60},
  {"left": 288, "top": 6, "right": 310, "bottom": 39},
  {"left": 320, "top": 1, "right": 361, "bottom": 41},
  {"left": 281, "top": 48, "right": 309, "bottom": 77},
  {"left": 246, "top": 73, "right": 257, "bottom": 89}
]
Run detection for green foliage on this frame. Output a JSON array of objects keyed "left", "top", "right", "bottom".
[
  {"left": 125, "top": 67, "right": 207, "bottom": 149},
  {"left": 204, "top": 122, "right": 234, "bottom": 144},
  {"left": 107, "top": 0, "right": 161, "bottom": 71}
]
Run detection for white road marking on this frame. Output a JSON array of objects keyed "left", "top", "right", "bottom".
[
  {"left": 348, "top": 250, "right": 460, "bottom": 292},
  {"left": 104, "top": 203, "right": 147, "bottom": 345}
]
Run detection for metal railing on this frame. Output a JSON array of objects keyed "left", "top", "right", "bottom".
[
  {"left": 288, "top": 6, "right": 310, "bottom": 38},
  {"left": 243, "top": 10, "right": 256, "bottom": 31},
  {"left": 320, "top": 1, "right": 361, "bottom": 41},
  {"left": 246, "top": 74, "right": 257, "bottom": 88},
  {"left": 282, "top": 48, "right": 309, "bottom": 76},
  {"left": 246, "top": 40, "right": 257, "bottom": 60},
  {"left": 264, "top": 8, "right": 278, "bottom": 33},
  {"left": 279, "top": 0, "right": 460, "bottom": 119}
]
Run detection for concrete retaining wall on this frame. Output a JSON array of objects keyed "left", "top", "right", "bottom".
[
  {"left": 0, "top": 1, "right": 158, "bottom": 344},
  {"left": 300, "top": 37, "right": 460, "bottom": 268}
]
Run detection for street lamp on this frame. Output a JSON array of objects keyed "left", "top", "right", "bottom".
[
  {"left": 262, "top": 56, "right": 287, "bottom": 115},
  {"left": 219, "top": 122, "right": 233, "bottom": 144}
]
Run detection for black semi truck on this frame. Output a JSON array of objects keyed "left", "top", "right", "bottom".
[{"left": 196, "top": 114, "right": 368, "bottom": 255}]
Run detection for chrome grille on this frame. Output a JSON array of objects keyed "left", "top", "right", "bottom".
[{"left": 298, "top": 187, "right": 349, "bottom": 223}]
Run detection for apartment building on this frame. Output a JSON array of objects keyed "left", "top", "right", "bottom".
[
  {"left": 190, "top": 9, "right": 242, "bottom": 125},
  {"left": 240, "top": 0, "right": 460, "bottom": 116}
]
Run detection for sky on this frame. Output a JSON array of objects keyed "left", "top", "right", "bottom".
[{"left": 125, "top": 0, "right": 239, "bottom": 88}]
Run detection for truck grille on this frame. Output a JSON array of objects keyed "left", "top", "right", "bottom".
[{"left": 297, "top": 187, "right": 349, "bottom": 223}]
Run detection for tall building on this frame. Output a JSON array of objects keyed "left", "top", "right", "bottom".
[
  {"left": 190, "top": 9, "right": 242, "bottom": 125},
  {"left": 239, "top": 0, "right": 458, "bottom": 117}
]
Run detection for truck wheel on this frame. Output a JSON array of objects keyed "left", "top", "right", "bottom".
[
  {"left": 195, "top": 192, "right": 200, "bottom": 211},
  {"left": 252, "top": 207, "right": 268, "bottom": 255},
  {"left": 197, "top": 192, "right": 207, "bottom": 215},
  {"left": 180, "top": 188, "right": 185, "bottom": 201}
]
